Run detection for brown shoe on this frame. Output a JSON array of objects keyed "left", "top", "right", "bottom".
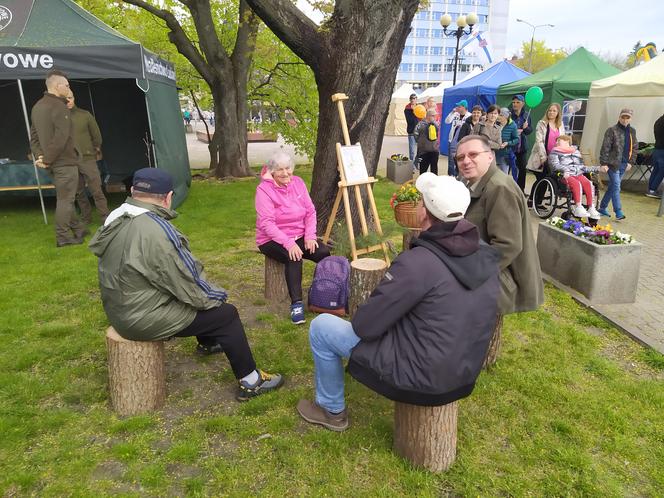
[
  {"left": 56, "top": 237, "right": 84, "bottom": 248},
  {"left": 296, "top": 399, "right": 349, "bottom": 432}
]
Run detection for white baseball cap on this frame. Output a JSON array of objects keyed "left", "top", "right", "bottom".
[{"left": 415, "top": 173, "right": 470, "bottom": 222}]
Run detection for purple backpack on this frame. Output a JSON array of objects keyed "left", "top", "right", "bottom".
[{"left": 308, "top": 256, "right": 350, "bottom": 315}]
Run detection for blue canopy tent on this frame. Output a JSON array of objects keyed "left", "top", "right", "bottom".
[{"left": 439, "top": 61, "right": 530, "bottom": 155}]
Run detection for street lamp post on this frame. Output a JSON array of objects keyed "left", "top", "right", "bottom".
[
  {"left": 440, "top": 12, "right": 478, "bottom": 85},
  {"left": 516, "top": 18, "right": 555, "bottom": 72}
]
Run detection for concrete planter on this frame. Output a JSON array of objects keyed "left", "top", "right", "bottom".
[
  {"left": 537, "top": 222, "right": 642, "bottom": 304},
  {"left": 386, "top": 158, "right": 413, "bottom": 184}
]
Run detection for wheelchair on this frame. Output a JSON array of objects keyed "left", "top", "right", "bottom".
[{"left": 528, "top": 164, "right": 601, "bottom": 223}]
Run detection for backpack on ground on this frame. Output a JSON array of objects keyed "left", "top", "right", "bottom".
[{"left": 307, "top": 256, "right": 350, "bottom": 317}]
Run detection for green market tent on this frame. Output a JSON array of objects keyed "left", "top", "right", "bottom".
[
  {"left": 496, "top": 47, "right": 621, "bottom": 154},
  {"left": 0, "top": 0, "right": 190, "bottom": 217}
]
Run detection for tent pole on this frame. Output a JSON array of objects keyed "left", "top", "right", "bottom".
[
  {"left": 17, "top": 79, "right": 48, "bottom": 225},
  {"left": 141, "top": 82, "right": 158, "bottom": 168},
  {"left": 87, "top": 81, "right": 96, "bottom": 117}
]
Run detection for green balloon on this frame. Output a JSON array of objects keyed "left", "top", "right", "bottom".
[{"left": 525, "top": 86, "right": 544, "bottom": 108}]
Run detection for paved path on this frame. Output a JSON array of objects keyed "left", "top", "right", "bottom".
[{"left": 186, "top": 132, "right": 664, "bottom": 353}]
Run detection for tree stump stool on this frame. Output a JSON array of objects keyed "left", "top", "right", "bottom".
[
  {"left": 106, "top": 326, "right": 166, "bottom": 417},
  {"left": 264, "top": 256, "right": 289, "bottom": 304},
  {"left": 402, "top": 229, "right": 421, "bottom": 252},
  {"left": 482, "top": 314, "right": 503, "bottom": 370},
  {"left": 348, "top": 258, "right": 388, "bottom": 318},
  {"left": 393, "top": 401, "right": 458, "bottom": 472}
]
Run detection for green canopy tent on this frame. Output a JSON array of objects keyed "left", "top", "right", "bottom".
[
  {"left": 0, "top": 0, "right": 190, "bottom": 222},
  {"left": 496, "top": 47, "right": 621, "bottom": 155}
]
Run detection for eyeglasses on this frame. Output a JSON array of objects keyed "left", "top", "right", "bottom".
[{"left": 454, "top": 150, "right": 490, "bottom": 163}]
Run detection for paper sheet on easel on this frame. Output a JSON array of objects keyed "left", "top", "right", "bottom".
[{"left": 339, "top": 144, "right": 369, "bottom": 184}]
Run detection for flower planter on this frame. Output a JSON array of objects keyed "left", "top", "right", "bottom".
[
  {"left": 394, "top": 201, "right": 419, "bottom": 229},
  {"left": 386, "top": 158, "right": 413, "bottom": 184},
  {"left": 537, "top": 222, "right": 642, "bottom": 304}
]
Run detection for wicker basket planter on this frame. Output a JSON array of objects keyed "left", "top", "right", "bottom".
[{"left": 394, "top": 201, "right": 420, "bottom": 229}]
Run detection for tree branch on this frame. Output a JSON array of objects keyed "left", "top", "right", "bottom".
[
  {"left": 231, "top": 0, "right": 260, "bottom": 85},
  {"left": 244, "top": 0, "right": 324, "bottom": 70},
  {"left": 122, "top": 0, "right": 215, "bottom": 84}
]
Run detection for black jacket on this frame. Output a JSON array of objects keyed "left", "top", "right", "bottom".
[
  {"left": 30, "top": 92, "right": 78, "bottom": 168},
  {"left": 404, "top": 104, "right": 419, "bottom": 134},
  {"left": 654, "top": 114, "right": 664, "bottom": 150},
  {"left": 347, "top": 220, "right": 500, "bottom": 406}
]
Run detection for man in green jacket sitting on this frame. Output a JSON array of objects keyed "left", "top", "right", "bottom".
[{"left": 89, "top": 168, "right": 283, "bottom": 401}]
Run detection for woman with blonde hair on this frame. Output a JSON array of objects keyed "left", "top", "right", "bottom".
[{"left": 526, "top": 102, "right": 566, "bottom": 173}]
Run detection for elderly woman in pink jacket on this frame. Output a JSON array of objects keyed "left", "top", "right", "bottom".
[{"left": 256, "top": 152, "right": 330, "bottom": 324}]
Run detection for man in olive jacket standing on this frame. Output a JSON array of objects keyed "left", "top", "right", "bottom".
[
  {"left": 297, "top": 174, "right": 500, "bottom": 432},
  {"left": 30, "top": 70, "right": 86, "bottom": 246},
  {"left": 66, "top": 92, "right": 109, "bottom": 224},
  {"left": 89, "top": 168, "right": 284, "bottom": 402},
  {"left": 456, "top": 135, "right": 544, "bottom": 314}
]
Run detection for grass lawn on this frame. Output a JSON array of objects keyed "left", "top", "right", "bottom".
[{"left": 1, "top": 167, "right": 663, "bottom": 497}]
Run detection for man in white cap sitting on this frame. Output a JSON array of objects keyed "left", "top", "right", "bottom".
[{"left": 296, "top": 174, "right": 501, "bottom": 432}]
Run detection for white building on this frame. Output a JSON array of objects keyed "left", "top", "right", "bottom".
[{"left": 397, "top": 0, "right": 510, "bottom": 89}]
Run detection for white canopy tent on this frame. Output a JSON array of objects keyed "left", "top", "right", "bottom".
[
  {"left": 385, "top": 83, "right": 415, "bottom": 136},
  {"left": 581, "top": 56, "right": 664, "bottom": 161}
]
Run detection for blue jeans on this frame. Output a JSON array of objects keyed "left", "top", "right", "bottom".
[
  {"left": 309, "top": 314, "right": 360, "bottom": 413},
  {"left": 600, "top": 163, "right": 627, "bottom": 213},
  {"left": 648, "top": 149, "right": 664, "bottom": 192},
  {"left": 495, "top": 154, "right": 510, "bottom": 175},
  {"left": 408, "top": 134, "right": 417, "bottom": 162}
]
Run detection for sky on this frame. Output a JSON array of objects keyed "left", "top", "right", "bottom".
[
  {"left": 504, "top": 0, "right": 663, "bottom": 59},
  {"left": 296, "top": 0, "right": 663, "bottom": 61}
]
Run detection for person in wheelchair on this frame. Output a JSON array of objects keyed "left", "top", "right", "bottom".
[{"left": 548, "top": 135, "right": 608, "bottom": 219}]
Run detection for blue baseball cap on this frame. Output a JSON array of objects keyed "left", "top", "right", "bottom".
[
  {"left": 454, "top": 99, "right": 468, "bottom": 109},
  {"left": 512, "top": 94, "right": 525, "bottom": 102},
  {"left": 132, "top": 168, "right": 173, "bottom": 194}
]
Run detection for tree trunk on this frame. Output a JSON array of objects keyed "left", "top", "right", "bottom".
[
  {"left": 106, "top": 327, "right": 166, "bottom": 416},
  {"left": 348, "top": 258, "right": 387, "bottom": 318},
  {"left": 482, "top": 314, "right": 503, "bottom": 370},
  {"left": 393, "top": 401, "right": 458, "bottom": 472},
  {"left": 208, "top": 82, "right": 252, "bottom": 178},
  {"left": 264, "top": 256, "right": 290, "bottom": 305}
]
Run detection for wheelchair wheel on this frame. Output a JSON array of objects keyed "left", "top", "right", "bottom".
[{"left": 531, "top": 177, "right": 558, "bottom": 219}]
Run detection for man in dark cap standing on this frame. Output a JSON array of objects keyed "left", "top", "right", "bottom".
[
  {"left": 89, "top": 168, "right": 284, "bottom": 402},
  {"left": 510, "top": 94, "right": 533, "bottom": 193}
]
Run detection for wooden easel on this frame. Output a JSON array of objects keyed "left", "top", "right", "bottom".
[{"left": 322, "top": 93, "right": 390, "bottom": 264}]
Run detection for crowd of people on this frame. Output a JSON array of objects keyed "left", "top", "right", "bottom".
[{"left": 405, "top": 93, "right": 664, "bottom": 220}]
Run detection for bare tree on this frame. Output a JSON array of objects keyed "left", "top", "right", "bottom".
[
  {"left": 245, "top": 0, "right": 419, "bottom": 225},
  {"left": 122, "top": 0, "right": 258, "bottom": 178}
]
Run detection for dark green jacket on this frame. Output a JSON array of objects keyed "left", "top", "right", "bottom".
[
  {"left": 464, "top": 164, "right": 544, "bottom": 314},
  {"left": 70, "top": 106, "right": 102, "bottom": 160},
  {"left": 89, "top": 198, "right": 228, "bottom": 340},
  {"left": 599, "top": 123, "right": 638, "bottom": 171},
  {"left": 30, "top": 92, "right": 77, "bottom": 168}
]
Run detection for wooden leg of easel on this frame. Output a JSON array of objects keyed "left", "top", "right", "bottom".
[
  {"left": 354, "top": 185, "right": 369, "bottom": 236},
  {"left": 322, "top": 189, "right": 343, "bottom": 244},
  {"left": 342, "top": 187, "right": 358, "bottom": 261},
  {"left": 365, "top": 183, "right": 391, "bottom": 264}
]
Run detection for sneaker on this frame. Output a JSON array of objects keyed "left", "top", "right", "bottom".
[
  {"left": 196, "top": 343, "right": 223, "bottom": 355},
  {"left": 598, "top": 207, "right": 611, "bottom": 218},
  {"left": 290, "top": 301, "right": 305, "bottom": 325},
  {"left": 296, "top": 399, "right": 349, "bottom": 432},
  {"left": 615, "top": 211, "right": 626, "bottom": 220},
  {"left": 645, "top": 190, "right": 662, "bottom": 199},
  {"left": 236, "top": 369, "right": 284, "bottom": 401},
  {"left": 571, "top": 204, "right": 590, "bottom": 218},
  {"left": 587, "top": 206, "right": 601, "bottom": 220}
]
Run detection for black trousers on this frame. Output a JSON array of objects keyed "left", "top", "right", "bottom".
[
  {"left": 175, "top": 304, "right": 256, "bottom": 379},
  {"left": 516, "top": 151, "right": 528, "bottom": 192},
  {"left": 418, "top": 151, "right": 439, "bottom": 175},
  {"left": 258, "top": 237, "right": 330, "bottom": 303}
]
